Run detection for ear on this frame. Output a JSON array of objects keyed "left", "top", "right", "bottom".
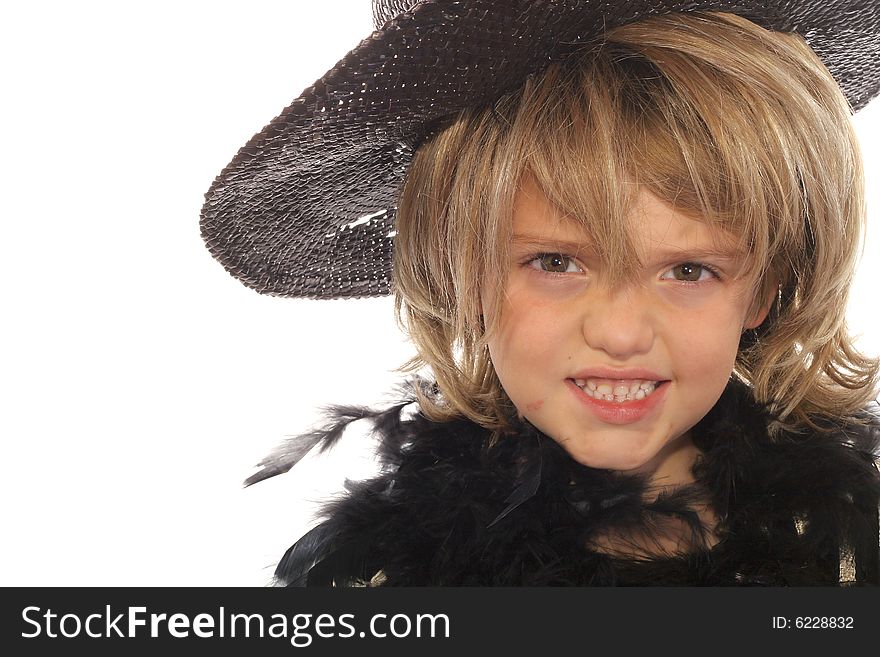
[{"left": 743, "top": 284, "right": 778, "bottom": 330}]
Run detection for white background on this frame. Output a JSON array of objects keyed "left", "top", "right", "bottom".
[{"left": 1, "top": 1, "right": 877, "bottom": 586}]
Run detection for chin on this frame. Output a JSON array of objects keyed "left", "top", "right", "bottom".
[{"left": 554, "top": 437, "right": 660, "bottom": 473}]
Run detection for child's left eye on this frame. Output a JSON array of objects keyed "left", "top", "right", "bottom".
[
  {"left": 526, "top": 253, "right": 582, "bottom": 274},
  {"left": 661, "top": 262, "right": 719, "bottom": 283}
]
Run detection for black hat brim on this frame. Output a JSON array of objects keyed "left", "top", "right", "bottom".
[{"left": 200, "top": 0, "right": 880, "bottom": 299}]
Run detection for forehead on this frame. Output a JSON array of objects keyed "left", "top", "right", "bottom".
[{"left": 511, "top": 174, "right": 745, "bottom": 260}]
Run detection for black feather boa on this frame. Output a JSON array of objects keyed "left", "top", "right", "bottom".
[{"left": 250, "top": 379, "right": 880, "bottom": 586}]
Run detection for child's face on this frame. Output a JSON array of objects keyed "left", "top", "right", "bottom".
[{"left": 484, "top": 175, "right": 770, "bottom": 480}]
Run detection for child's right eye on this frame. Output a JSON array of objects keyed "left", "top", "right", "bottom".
[{"left": 526, "top": 253, "right": 582, "bottom": 274}]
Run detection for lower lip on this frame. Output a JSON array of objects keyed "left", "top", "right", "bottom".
[{"left": 567, "top": 379, "right": 668, "bottom": 425}]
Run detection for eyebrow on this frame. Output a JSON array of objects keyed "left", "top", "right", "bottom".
[
  {"left": 511, "top": 233, "right": 746, "bottom": 261},
  {"left": 647, "top": 245, "right": 746, "bottom": 262},
  {"left": 512, "top": 235, "right": 592, "bottom": 253}
]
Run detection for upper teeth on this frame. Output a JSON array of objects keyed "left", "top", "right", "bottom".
[{"left": 574, "top": 378, "right": 659, "bottom": 402}]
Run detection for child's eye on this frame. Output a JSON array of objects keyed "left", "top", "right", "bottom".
[
  {"left": 660, "top": 262, "right": 719, "bottom": 283},
  {"left": 526, "top": 253, "right": 582, "bottom": 274}
]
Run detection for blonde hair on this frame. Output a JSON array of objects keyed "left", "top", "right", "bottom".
[{"left": 391, "top": 11, "right": 879, "bottom": 435}]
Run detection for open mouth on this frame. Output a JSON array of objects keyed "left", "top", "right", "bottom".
[{"left": 569, "top": 378, "right": 670, "bottom": 403}]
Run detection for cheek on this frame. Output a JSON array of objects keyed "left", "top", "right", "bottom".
[
  {"left": 487, "top": 292, "right": 576, "bottom": 401},
  {"left": 669, "top": 303, "right": 747, "bottom": 376},
  {"left": 492, "top": 294, "right": 565, "bottom": 359}
]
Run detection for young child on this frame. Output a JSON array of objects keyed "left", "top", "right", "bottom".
[{"left": 201, "top": 1, "right": 880, "bottom": 585}]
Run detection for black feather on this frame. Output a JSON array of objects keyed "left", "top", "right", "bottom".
[
  {"left": 488, "top": 433, "right": 543, "bottom": 528},
  {"left": 255, "top": 378, "right": 880, "bottom": 586}
]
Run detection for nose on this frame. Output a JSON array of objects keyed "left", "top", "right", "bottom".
[{"left": 581, "top": 285, "right": 654, "bottom": 359}]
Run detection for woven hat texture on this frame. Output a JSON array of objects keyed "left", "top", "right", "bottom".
[{"left": 201, "top": 0, "right": 880, "bottom": 299}]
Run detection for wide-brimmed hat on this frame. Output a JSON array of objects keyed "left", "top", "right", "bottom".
[{"left": 200, "top": 0, "right": 880, "bottom": 299}]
